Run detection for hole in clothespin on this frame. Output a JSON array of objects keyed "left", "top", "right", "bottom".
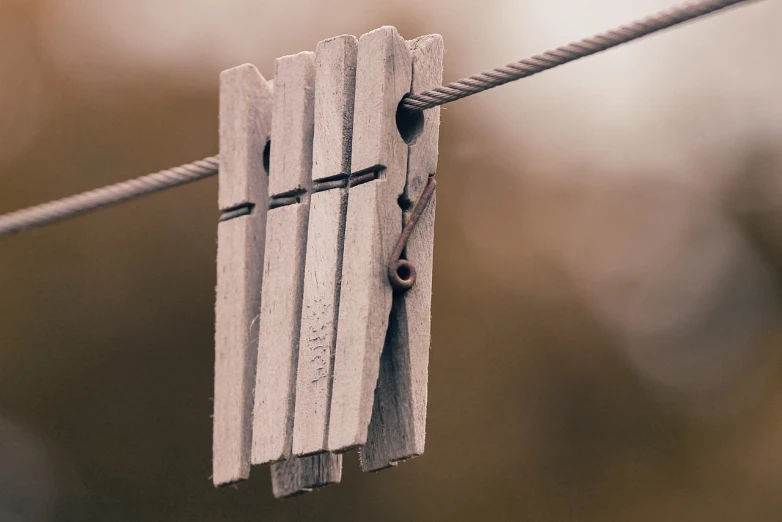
[
  {"left": 263, "top": 140, "right": 271, "bottom": 174},
  {"left": 397, "top": 194, "right": 413, "bottom": 211},
  {"left": 395, "top": 96, "right": 424, "bottom": 145},
  {"left": 396, "top": 263, "right": 412, "bottom": 283}
]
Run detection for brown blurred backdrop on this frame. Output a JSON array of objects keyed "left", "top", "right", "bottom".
[{"left": 1, "top": 0, "right": 782, "bottom": 520}]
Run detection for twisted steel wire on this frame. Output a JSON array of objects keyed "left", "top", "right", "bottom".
[
  {"left": 0, "top": 0, "right": 762, "bottom": 238},
  {"left": 401, "top": 0, "right": 757, "bottom": 112},
  {"left": 0, "top": 156, "right": 219, "bottom": 237}
]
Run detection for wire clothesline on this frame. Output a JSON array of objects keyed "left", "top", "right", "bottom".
[
  {"left": 400, "top": 0, "right": 754, "bottom": 112},
  {"left": 0, "top": 0, "right": 761, "bottom": 238}
]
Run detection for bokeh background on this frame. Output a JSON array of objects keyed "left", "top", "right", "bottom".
[{"left": 2, "top": 0, "right": 782, "bottom": 520}]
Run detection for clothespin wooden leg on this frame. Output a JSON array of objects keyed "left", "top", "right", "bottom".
[
  {"left": 328, "top": 26, "right": 413, "bottom": 453},
  {"left": 253, "top": 50, "right": 316, "bottom": 466},
  {"left": 270, "top": 452, "right": 342, "bottom": 499},
  {"left": 293, "top": 35, "right": 358, "bottom": 457},
  {"left": 362, "top": 35, "right": 444, "bottom": 471},
  {"left": 250, "top": 50, "right": 341, "bottom": 499},
  {"left": 213, "top": 64, "right": 273, "bottom": 486}
]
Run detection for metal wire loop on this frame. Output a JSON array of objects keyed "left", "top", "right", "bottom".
[{"left": 388, "top": 177, "right": 437, "bottom": 293}]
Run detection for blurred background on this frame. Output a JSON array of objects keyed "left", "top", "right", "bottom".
[{"left": 1, "top": 0, "right": 782, "bottom": 520}]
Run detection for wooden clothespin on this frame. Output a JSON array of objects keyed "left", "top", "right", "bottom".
[
  {"left": 214, "top": 26, "right": 443, "bottom": 499},
  {"left": 251, "top": 51, "right": 341, "bottom": 499},
  {"left": 327, "top": 26, "right": 444, "bottom": 468},
  {"left": 213, "top": 64, "right": 273, "bottom": 487},
  {"left": 361, "top": 34, "right": 443, "bottom": 470},
  {"left": 292, "top": 34, "right": 359, "bottom": 458}
]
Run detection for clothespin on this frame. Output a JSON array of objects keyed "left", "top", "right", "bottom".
[
  {"left": 362, "top": 34, "right": 443, "bottom": 471},
  {"left": 251, "top": 51, "right": 341, "bottom": 499},
  {"left": 327, "top": 26, "right": 444, "bottom": 468},
  {"left": 213, "top": 64, "right": 273, "bottom": 487},
  {"left": 292, "top": 34, "right": 359, "bottom": 458},
  {"left": 214, "top": 26, "right": 443, "bottom": 499}
]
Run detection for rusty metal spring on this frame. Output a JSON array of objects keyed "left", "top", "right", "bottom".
[{"left": 388, "top": 178, "right": 437, "bottom": 292}]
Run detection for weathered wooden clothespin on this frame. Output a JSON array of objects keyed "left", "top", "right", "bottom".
[
  {"left": 213, "top": 64, "right": 273, "bottom": 487},
  {"left": 251, "top": 51, "right": 341, "bottom": 499},
  {"left": 362, "top": 34, "right": 443, "bottom": 471},
  {"left": 214, "top": 26, "right": 442, "bottom": 499},
  {"left": 327, "top": 26, "right": 444, "bottom": 469},
  {"left": 292, "top": 34, "right": 359, "bottom": 458}
]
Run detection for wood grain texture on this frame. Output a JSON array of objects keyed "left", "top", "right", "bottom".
[
  {"left": 217, "top": 64, "right": 273, "bottom": 210},
  {"left": 252, "top": 51, "right": 315, "bottom": 465},
  {"left": 270, "top": 453, "right": 343, "bottom": 499},
  {"left": 253, "top": 204, "right": 311, "bottom": 464},
  {"left": 362, "top": 35, "right": 444, "bottom": 471},
  {"left": 293, "top": 189, "right": 346, "bottom": 455},
  {"left": 310, "top": 35, "right": 358, "bottom": 183},
  {"left": 267, "top": 52, "right": 317, "bottom": 197},
  {"left": 327, "top": 26, "right": 412, "bottom": 453},
  {"left": 213, "top": 64, "right": 273, "bottom": 486},
  {"left": 292, "top": 35, "right": 357, "bottom": 457}
]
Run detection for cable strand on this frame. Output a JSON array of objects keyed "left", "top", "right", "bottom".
[
  {"left": 0, "top": 0, "right": 763, "bottom": 238},
  {"left": 400, "top": 0, "right": 757, "bottom": 112},
  {"left": 0, "top": 156, "right": 219, "bottom": 237}
]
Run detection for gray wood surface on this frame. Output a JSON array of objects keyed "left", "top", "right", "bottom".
[
  {"left": 246, "top": 51, "right": 342, "bottom": 498},
  {"left": 253, "top": 51, "right": 316, "bottom": 466},
  {"left": 293, "top": 34, "right": 358, "bottom": 457},
  {"left": 362, "top": 35, "right": 443, "bottom": 471},
  {"left": 328, "top": 26, "right": 413, "bottom": 453},
  {"left": 213, "top": 64, "right": 273, "bottom": 486},
  {"left": 270, "top": 453, "right": 343, "bottom": 499},
  {"left": 310, "top": 35, "right": 358, "bottom": 184},
  {"left": 266, "top": 52, "right": 316, "bottom": 198},
  {"left": 253, "top": 204, "right": 311, "bottom": 464}
]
